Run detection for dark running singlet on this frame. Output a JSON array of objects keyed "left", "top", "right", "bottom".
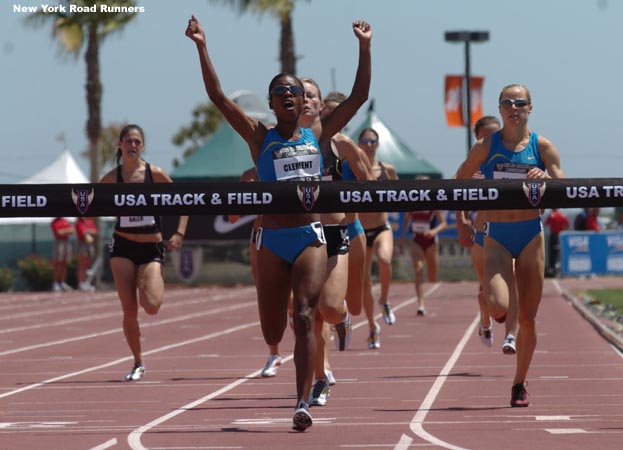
[
  {"left": 114, "top": 162, "right": 162, "bottom": 234},
  {"left": 322, "top": 141, "right": 344, "bottom": 181}
]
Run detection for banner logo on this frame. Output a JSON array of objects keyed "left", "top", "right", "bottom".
[
  {"left": 297, "top": 184, "right": 320, "bottom": 212},
  {"left": 71, "top": 188, "right": 94, "bottom": 214},
  {"left": 522, "top": 181, "right": 546, "bottom": 207}
]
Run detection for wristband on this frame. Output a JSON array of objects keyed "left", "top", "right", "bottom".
[{"left": 174, "top": 231, "right": 185, "bottom": 238}]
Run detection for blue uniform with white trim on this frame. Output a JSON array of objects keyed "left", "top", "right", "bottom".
[
  {"left": 255, "top": 127, "right": 326, "bottom": 264},
  {"left": 482, "top": 131, "right": 544, "bottom": 258}
]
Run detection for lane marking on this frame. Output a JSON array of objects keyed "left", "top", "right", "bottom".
[
  {"left": 0, "top": 320, "right": 258, "bottom": 399},
  {"left": 126, "top": 285, "right": 442, "bottom": 450},
  {"left": 127, "top": 354, "right": 292, "bottom": 450},
  {"left": 536, "top": 416, "right": 571, "bottom": 421},
  {"left": 545, "top": 428, "right": 588, "bottom": 434},
  {"left": 397, "top": 312, "right": 480, "bottom": 450},
  {"left": 89, "top": 438, "right": 118, "bottom": 450},
  {"left": 395, "top": 434, "right": 413, "bottom": 450},
  {"left": 0, "top": 301, "right": 254, "bottom": 357}
]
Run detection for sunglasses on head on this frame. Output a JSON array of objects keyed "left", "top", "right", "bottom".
[
  {"left": 270, "top": 84, "right": 303, "bottom": 97},
  {"left": 360, "top": 138, "right": 378, "bottom": 144},
  {"left": 499, "top": 98, "right": 530, "bottom": 108}
]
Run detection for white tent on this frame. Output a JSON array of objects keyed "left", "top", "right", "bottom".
[
  {"left": 0, "top": 149, "right": 89, "bottom": 225},
  {"left": 19, "top": 148, "right": 89, "bottom": 184}
]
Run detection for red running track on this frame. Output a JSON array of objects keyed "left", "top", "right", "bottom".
[{"left": 1, "top": 279, "right": 622, "bottom": 450}]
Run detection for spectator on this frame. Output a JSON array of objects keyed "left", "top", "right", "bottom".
[
  {"left": 544, "top": 209, "right": 570, "bottom": 277},
  {"left": 50, "top": 217, "right": 74, "bottom": 291},
  {"left": 573, "top": 208, "right": 588, "bottom": 231},
  {"left": 585, "top": 208, "right": 601, "bottom": 231},
  {"left": 75, "top": 217, "right": 98, "bottom": 291}
]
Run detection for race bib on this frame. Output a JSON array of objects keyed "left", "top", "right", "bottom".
[
  {"left": 272, "top": 143, "right": 322, "bottom": 181},
  {"left": 493, "top": 162, "right": 532, "bottom": 180},
  {"left": 120, "top": 216, "right": 156, "bottom": 228},
  {"left": 411, "top": 221, "right": 431, "bottom": 234}
]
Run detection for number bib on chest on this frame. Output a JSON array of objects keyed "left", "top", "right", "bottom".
[
  {"left": 493, "top": 162, "right": 532, "bottom": 179},
  {"left": 411, "top": 221, "right": 431, "bottom": 234},
  {"left": 273, "top": 145, "right": 321, "bottom": 181},
  {"left": 120, "top": 216, "right": 156, "bottom": 228}
]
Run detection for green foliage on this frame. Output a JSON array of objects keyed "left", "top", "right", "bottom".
[
  {"left": 586, "top": 288, "right": 623, "bottom": 314},
  {"left": 0, "top": 267, "right": 15, "bottom": 293},
  {"left": 82, "top": 122, "right": 126, "bottom": 171},
  {"left": 171, "top": 103, "right": 224, "bottom": 167},
  {"left": 18, "top": 255, "right": 54, "bottom": 291}
]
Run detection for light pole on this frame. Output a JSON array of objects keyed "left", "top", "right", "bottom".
[{"left": 445, "top": 30, "right": 489, "bottom": 154}]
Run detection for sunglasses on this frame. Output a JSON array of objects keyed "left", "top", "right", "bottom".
[
  {"left": 360, "top": 138, "right": 378, "bottom": 144},
  {"left": 499, "top": 98, "right": 530, "bottom": 108},
  {"left": 270, "top": 84, "right": 303, "bottom": 97}
]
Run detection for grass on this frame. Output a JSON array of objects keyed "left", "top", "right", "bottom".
[{"left": 585, "top": 289, "right": 623, "bottom": 315}]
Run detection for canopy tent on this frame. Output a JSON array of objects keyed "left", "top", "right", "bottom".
[
  {"left": 0, "top": 149, "right": 89, "bottom": 225},
  {"left": 349, "top": 101, "right": 443, "bottom": 179},
  {"left": 19, "top": 148, "right": 89, "bottom": 184},
  {"left": 171, "top": 90, "right": 274, "bottom": 181}
]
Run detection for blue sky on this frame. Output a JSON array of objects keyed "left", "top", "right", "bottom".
[{"left": 0, "top": 0, "right": 619, "bottom": 183}]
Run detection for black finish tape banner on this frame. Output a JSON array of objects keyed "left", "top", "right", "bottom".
[{"left": 1, "top": 178, "right": 622, "bottom": 217}]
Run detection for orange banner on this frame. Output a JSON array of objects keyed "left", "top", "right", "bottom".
[
  {"left": 444, "top": 75, "right": 485, "bottom": 127},
  {"left": 469, "top": 76, "right": 484, "bottom": 126},
  {"left": 444, "top": 75, "right": 464, "bottom": 127}
]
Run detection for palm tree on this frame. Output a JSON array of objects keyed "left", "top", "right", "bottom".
[
  {"left": 25, "top": 0, "right": 139, "bottom": 183},
  {"left": 209, "top": 0, "right": 302, "bottom": 74},
  {"left": 25, "top": 0, "right": 139, "bottom": 277}
]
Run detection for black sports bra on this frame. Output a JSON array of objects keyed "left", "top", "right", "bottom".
[{"left": 114, "top": 162, "right": 162, "bottom": 234}]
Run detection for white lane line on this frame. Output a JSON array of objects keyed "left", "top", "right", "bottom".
[
  {"left": 545, "top": 428, "right": 588, "bottom": 434},
  {"left": 0, "top": 301, "right": 254, "bottom": 357},
  {"left": 0, "top": 320, "right": 259, "bottom": 399},
  {"left": 127, "top": 354, "right": 294, "bottom": 450},
  {"left": 88, "top": 438, "right": 118, "bottom": 450},
  {"left": 394, "top": 434, "right": 414, "bottom": 450},
  {"left": 126, "top": 286, "right": 442, "bottom": 450},
  {"left": 397, "top": 312, "right": 480, "bottom": 450}
]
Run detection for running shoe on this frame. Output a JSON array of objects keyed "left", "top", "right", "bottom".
[
  {"left": 510, "top": 382, "right": 529, "bottom": 407},
  {"left": 309, "top": 379, "right": 330, "bottom": 406},
  {"left": 261, "top": 354, "right": 282, "bottom": 378},
  {"left": 125, "top": 363, "right": 145, "bottom": 381},
  {"left": 502, "top": 334, "right": 517, "bottom": 355},
  {"left": 479, "top": 324, "right": 493, "bottom": 347},
  {"left": 292, "top": 401, "right": 313, "bottom": 431},
  {"left": 325, "top": 369, "right": 337, "bottom": 386},
  {"left": 381, "top": 302, "right": 396, "bottom": 325},
  {"left": 60, "top": 282, "right": 73, "bottom": 291},
  {"left": 367, "top": 325, "right": 381, "bottom": 349},
  {"left": 416, "top": 306, "right": 427, "bottom": 316},
  {"left": 331, "top": 313, "right": 352, "bottom": 351}
]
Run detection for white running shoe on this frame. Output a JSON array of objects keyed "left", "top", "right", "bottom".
[
  {"left": 79, "top": 282, "right": 95, "bottom": 291},
  {"left": 60, "top": 282, "right": 73, "bottom": 291},
  {"left": 52, "top": 282, "right": 62, "bottom": 292},
  {"left": 125, "top": 363, "right": 145, "bottom": 381},
  {"left": 479, "top": 324, "right": 493, "bottom": 347},
  {"left": 292, "top": 401, "right": 313, "bottom": 431},
  {"left": 325, "top": 369, "right": 336, "bottom": 386},
  {"left": 416, "top": 306, "right": 427, "bottom": 316},
  {"left": 381, "top": 303, "right": 396, "bottom": 325},
  {"left": 367, "top": 325, "right": 381, "bottom": 349},
  {"left": 261, "top": 354, "right": 282, "bottom": 377},
  {"left": 309, "top": 379, "right": 330, "bottom": 406},
  {"left": 502, "top": 334, "right": 517, "bottom": 355}
]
